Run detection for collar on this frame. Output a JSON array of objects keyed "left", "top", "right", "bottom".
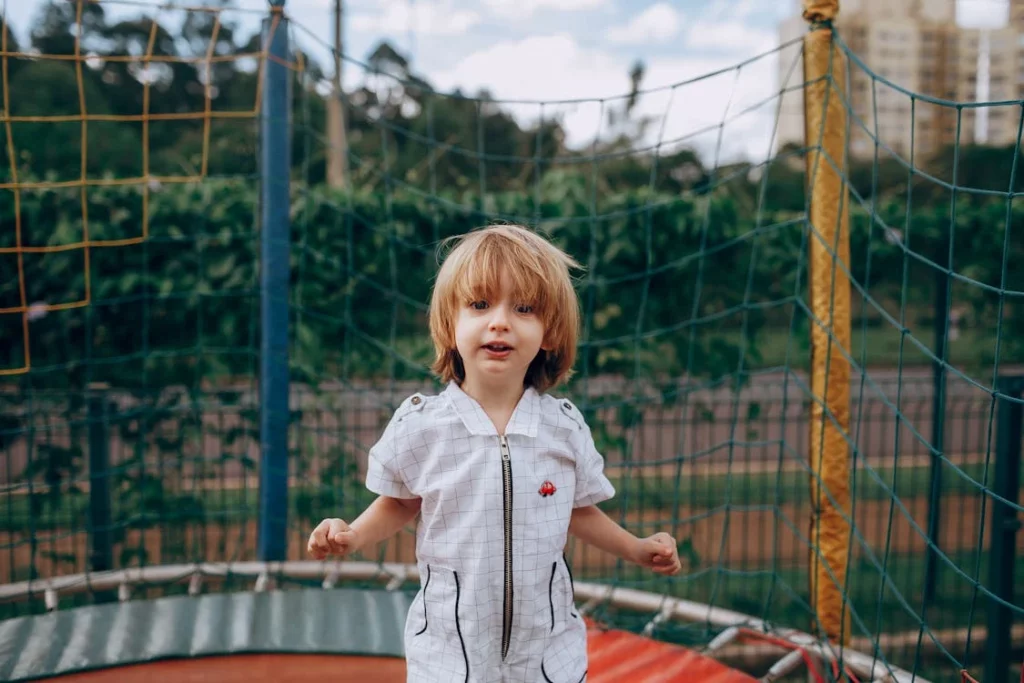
[{"left": 442, "top": 381, "right": 541, "bottom": 437}]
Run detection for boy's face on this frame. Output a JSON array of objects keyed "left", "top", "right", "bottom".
[{"left": 454, "top": 269, "right": 547, "bottom": 390}]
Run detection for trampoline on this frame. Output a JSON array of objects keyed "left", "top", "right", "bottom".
[
  {"left": 0, "top": 582, "right": 755, "bottom": 682},
  {"left": 0, "top": 562, "right": 921, "bottom": 682}
]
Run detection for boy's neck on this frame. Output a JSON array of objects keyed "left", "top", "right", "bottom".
[{"left": 459, "top": 374, "right": 527, "bottom": 435}]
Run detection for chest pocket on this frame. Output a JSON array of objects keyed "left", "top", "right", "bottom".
[{"left": 517, "top": 443, "right": 577, "bottom": 544}]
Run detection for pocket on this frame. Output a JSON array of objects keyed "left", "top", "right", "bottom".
[
  {"left": 562, "top": 554, "right": 579, "bottom": 620},
  {"left": 547, "top": 556, "right": 579, "bottom": 631},
  {"left": 405, "top": 565, "right": 469, "bottom": 682},
  {"left": 541, "top": 557, "right": 587, "bottom": 683},
  {"left": 542, "top": 663, "right": 588, "bottom": 683},
  {"left": 413, "top": 565, "right": 432, "bottom": 636}
]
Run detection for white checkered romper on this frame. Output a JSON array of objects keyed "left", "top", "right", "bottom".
[{"left": 365, "top": 381, "right": 615, "bottom": 683}]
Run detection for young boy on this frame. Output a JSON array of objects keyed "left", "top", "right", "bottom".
[{"left": 308, "top": 224, "right": 681, "bottom": 682}]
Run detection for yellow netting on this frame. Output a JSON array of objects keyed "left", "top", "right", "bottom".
[{"left": 0, "top": 0, "right": 300, "bottom": 375}]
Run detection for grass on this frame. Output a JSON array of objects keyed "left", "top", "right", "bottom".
[
  {"left": 735, "top": 325, "right": 1010, "bottom": 371},
  {"left": 606, "top": 460, "right": 989, "bottom": 512},
  {"left": 0, "top": 461, "right": 994, "bottom": 534}
]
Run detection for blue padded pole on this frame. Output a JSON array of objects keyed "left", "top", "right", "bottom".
[{"left": 257, "top": 0, "right": 291, "bottom": 562}]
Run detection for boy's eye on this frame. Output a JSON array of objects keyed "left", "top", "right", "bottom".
[
  {"left": 470, "top": 300, "right": 488, "bottom": 310},
  {"left": 516, "top": 304, "right": 534, "bottom": 314}
]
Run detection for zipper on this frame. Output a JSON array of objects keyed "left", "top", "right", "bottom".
[{"left": 499, "top": 434, "right": 514, "bottom": 660}]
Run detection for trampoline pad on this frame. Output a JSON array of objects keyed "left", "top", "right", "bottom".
[
  {"left": 44, "top": 653, "right": 407, "bottom": 682},
  {"left": 0, "top": 585, "right": 757, "bottom": 682},
  {"left": 0, "top": 588, "right": 413, "bottom": 682}
]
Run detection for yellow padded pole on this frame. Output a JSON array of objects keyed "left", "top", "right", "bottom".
[{"left": 801, "top": 0, "right": 853, "bottom": 646}]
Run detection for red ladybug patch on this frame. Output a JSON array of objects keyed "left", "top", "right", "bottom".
[{"left": 539, "top": 481, "right": 557, "bottom": 497}]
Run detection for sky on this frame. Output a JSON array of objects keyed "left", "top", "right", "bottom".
[{"left": 0, "top": 0, "right": 1014, "bottom": 163}]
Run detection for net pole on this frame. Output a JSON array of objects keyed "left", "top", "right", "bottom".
[
  {"left": 983, "top": 376, "right": 1023, "bottom": 683},
  {"left": 924, "top": 238, "right": 950, "bottom": 604},
  {"left": 801, "top": 0, "right": 852, "bottom": 646},
  {"left": 257, "top": 0, "right": 292, "bottom": 563},
  {"left": 326, "top": 0, "right": 349, "bottom": 189},
  {"left": 87, "top": 382, "right": 115, "bottom": 603}
]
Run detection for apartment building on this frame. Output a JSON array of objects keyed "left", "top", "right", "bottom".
[
  {"left": 776, "top": 0, "right": 1021, "bottom": 161},
  {"left": 1012, "top": 0, "right": 1024, "bottom": 34}
]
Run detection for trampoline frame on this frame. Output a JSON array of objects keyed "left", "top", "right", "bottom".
[{"left": 0, "top": 561, "right": 924, "bottom": 683}]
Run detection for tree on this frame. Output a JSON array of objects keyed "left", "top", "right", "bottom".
[{"left": 30, "top": 0, "right": 106, "bottom": 57}]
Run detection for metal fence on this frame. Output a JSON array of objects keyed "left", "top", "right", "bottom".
[{"left": 2, "top": 369, "right": 1021, "bottom": 681}]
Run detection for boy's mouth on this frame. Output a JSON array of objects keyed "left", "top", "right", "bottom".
[{"left": 482, "top": 342, "right": 513, "bottom": 353}]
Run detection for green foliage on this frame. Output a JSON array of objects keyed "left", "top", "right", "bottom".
[
  {"left": 846, "top": 191, "right": 1024, "bottom": 365},
  {"left": 0, "top": 178, "right": 772, "bottom": 389},
  {"left": 3, "top": 172, "right": 1023, "bottom": 391}
]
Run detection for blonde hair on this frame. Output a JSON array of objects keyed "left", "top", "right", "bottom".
[{"left": 429, "top": 224, "right": 582, "bottom": 393}]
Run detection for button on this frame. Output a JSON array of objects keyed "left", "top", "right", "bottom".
[
  {"left": 562, "top": 401, "right": 571, "bottom": 410},
  {"left": 411, "top": 396, "right": 422, "bottom": 405}
]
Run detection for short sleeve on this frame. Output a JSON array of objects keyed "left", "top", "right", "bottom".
[
  {"left": 572, "top": 421, "right": 615, "bottom": 508},
  {"left": 364, "top": 410, "right": 417, "bottom": 500}
]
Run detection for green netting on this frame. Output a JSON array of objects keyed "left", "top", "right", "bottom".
[{"left": 0, "top": 2, "right": 1022, "bottom": 682}]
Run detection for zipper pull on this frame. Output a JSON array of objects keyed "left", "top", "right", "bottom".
[{"left": 499, "top": 434, "right": 510, "bottom": 461}]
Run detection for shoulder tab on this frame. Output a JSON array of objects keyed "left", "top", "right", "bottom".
[
  {"left": 557, "top": 397, "right": 586, "bottom": 430},
  {"left": 394, "top": 392, "right": 428, "bottom": 422}
]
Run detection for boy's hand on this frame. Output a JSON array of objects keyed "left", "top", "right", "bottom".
[
  {"left": 634, "top": 532, "right": 682, "bottom": 576},
  {"left": 307, "top": 517, "right": 361, "bottom": 560}
]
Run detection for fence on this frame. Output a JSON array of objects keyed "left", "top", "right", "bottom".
[{"left": 2, "top": 373, "right": 1019, "bottom": 658}]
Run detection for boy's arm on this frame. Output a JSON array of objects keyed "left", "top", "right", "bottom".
[
  {"left": 568, "top": 505, "right": 641, "bottom": 561},
  {"left": 569, "top": 505, "right": 681, "bottom": 575},
  {"left": 308, "top": 495, "right": 420, "bottom": 559},
  {"left": 350, "top": 495, "right": 421, "bottom": 549}
]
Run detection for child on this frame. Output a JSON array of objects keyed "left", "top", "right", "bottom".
[{"left": 308, "top": 224, "right": 681, "bottom": 683}]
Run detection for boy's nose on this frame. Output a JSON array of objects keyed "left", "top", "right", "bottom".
[{"left": 488, "top": 305, "right": 511, "bottom": 330}]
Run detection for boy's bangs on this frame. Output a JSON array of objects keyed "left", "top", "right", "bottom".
[{"left": 451, "top": 237, "right": 549, "bottom": 312}]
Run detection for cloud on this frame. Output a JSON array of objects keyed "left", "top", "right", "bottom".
[
  {"left": 350, "top": 0, "right": 481, "bottom": 37},
  {"left": 693, "top": 0, "right": 759, "bottom": 23},
  {"left": 636, "top": 51, "right": 783, "bottom": 163},
  {"left": 957, "top": 0, "right": 1007, "bottom": 27},
  {"left": 482, "top": 0, "right": 609, "bottom": 19},
  {"left": 431, "top": 34, "right": 623, "bottom": 100},
  {"left": 430, "top": 34, "right": 783, "bottom": 163},
  {"left": 682, "top": 19, "right": 776, "bottom": 54},
  {"left": 606, "top": 3, "right": 682, "bottom": 45}
]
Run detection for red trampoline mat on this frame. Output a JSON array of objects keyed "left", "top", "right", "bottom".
[{"left": 47, "top": 654, "right": 406, "bottom": 682}]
